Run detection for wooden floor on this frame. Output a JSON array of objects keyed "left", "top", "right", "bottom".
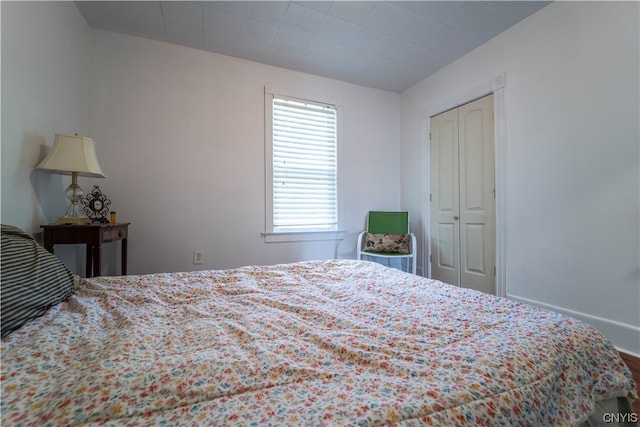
[{"left": 620, "top": 351, "right": 640, "bottom": 415}]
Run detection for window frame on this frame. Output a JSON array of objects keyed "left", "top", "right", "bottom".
[{"left": 263, "top": 86, "right": 345, "bottom": 243}]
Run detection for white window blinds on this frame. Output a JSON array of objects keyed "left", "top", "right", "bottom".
[{"left": 272, "top": 96, "right": 338, "bottom": 231}]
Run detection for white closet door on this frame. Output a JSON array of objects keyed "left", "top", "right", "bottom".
[
  {"left": 430, "top": 107, "right": 460, "bottom": 286},
  {"left": 458, "top": 95, "right": 495, "bottom": 294},
  {"left": 430, "top": 94, "right": 495, "bottom": 294}
]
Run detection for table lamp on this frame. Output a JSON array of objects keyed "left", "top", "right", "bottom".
[{"left": 36, "top": 133, "right": 106, "bottom": 224}]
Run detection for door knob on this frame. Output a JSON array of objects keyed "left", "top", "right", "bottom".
[{"left": 453, "top": 215, "right": 459, "bottom": 220}]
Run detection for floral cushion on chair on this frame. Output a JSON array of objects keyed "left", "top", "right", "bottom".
[{"left": 364, "top": 233, "right": 410, "bottom": 254}]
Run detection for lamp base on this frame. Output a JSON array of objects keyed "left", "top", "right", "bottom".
[
  {"left": 55, "top": 216, "right": 91, "bottom": 225},
  {"left": 57, "top": 188, "right": 90, "bottom": 224}
]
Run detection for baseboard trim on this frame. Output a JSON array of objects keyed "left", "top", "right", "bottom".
[{"left": 507, "top": 293, "right": 640, "bottom": 357}]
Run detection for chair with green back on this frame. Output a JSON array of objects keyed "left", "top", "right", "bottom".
[{"left": 357, "top": 211, "right": 417, "bottom": 274}]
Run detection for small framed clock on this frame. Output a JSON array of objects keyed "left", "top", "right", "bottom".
[{"left": 81, "top": 185, "right": 112, "bottom": 223}]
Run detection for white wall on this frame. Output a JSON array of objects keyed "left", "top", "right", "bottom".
[
  {"left": 1, "top": 1, "right": 92, "bottom": 269},
  {"left": 87, "top": 30, "right": 401, "bottom": 274},
  {"left": 401, "top": 1, "right": 640, "bottom": 354}
]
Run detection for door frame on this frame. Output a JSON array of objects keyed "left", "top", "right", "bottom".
[{"left": 423, "top": 73, "right": 507, "bottom": 297}]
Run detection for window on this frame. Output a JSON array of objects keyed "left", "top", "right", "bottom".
[{"left": 264, "top": 88, "right": 344, "bottom": 242}]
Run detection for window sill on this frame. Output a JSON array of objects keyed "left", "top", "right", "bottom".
[{"left": 262, "top": 230, "right": 347, "bottom": 243}]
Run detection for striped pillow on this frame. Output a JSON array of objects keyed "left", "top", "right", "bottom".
[{"left": 1, "top": 225, "right": 75, "bottom": 338}]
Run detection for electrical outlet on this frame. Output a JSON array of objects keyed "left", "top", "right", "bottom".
[{"left": 193, "top": 250, "right": 204, "bottom": 265}]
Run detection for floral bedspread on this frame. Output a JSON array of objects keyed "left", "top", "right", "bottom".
[{"left": 1, "top": 260, "right": 636, "bottom": 426}]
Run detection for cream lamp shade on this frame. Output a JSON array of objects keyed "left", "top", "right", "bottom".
[{"left": 36, "top": 133, "right": 106, "bottom": 224}]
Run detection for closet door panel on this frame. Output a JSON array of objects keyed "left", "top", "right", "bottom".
[
  {"left": 430, "top": 108, "right": 460, "bottom": 286},
  {"left": 458, "top": 95, "right": 495, "bottom": 294}
]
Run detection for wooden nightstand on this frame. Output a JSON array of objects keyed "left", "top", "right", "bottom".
[{"left": 41, "top": 223, "right": 130, "bottom": 278}]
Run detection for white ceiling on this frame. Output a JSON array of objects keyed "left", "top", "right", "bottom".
[{"left": 75, "top": 1, "right": 550, "bottom": 93}]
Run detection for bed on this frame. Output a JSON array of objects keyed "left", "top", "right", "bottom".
[{"left": 1, "top": 225, "right": 637, "bottom": 426}]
